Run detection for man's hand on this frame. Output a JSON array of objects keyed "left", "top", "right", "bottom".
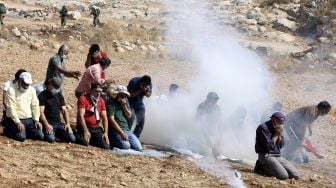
[
  {"left": 102, "top": 133, "right": 110, "bottom": 145},
  {"left": 84, "top": 129, "right": 91, "bottom": 143},
  {"left": 35, "top": 122, "right": 43, "bottom": 130},
  {"left": 45, "top": 124, "right": 53, "bottom": 134},
  {"left": 17, "top": 122, "right": 25, "bottom": 132},
  {"left": 65, "top": 124, "right": 73, "bottom": 134},
  {"left": 72, "top": 71, "right": 81, "bottom": 80},
  {"left": 121, "top": 132, "right": 129, "bottom": 141},
  {"left": 274, "top": 125, "right": 283, "bottom": 136},
  {"left": 120, "top": 98, "right": 127, "bottom": 105}
]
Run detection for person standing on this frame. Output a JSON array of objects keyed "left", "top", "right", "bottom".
[
  {"left": 45, "top": 45, "right": 81, "bottom": 90},
  {"left": 89, "top": 6, "right": 100, "bottom": 27},
  {"left": 3, "top": 72, "right": 44, "bottom": 142},
  {"left": 254, "top": 112, "right": 300, "bottom": 180},
  {"left": 0, "top": 2, "right": 6, "bottom": 25},
  {"left": 127, "top": 75, "right": 152, "bottom": 138},
  {"left": 59, "top": 5, "right": 68, "bottom": 27}
]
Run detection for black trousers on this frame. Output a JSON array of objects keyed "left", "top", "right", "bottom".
[{"left": 75, "top": 126, "right": 110, "bottom": 150}]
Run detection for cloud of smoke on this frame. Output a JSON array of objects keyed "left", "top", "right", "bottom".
[{"left": 141, "top": 0, "right": 273, "bottom": 161}]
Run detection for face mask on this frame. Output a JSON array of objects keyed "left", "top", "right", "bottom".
[
  {"left": 90, "top": 95, "right": 98, "bottom": 102},
  {"left": 61, "top": 54, "right": 68, "bottom": 59},
  {"left": 50, "top": 88, "right": 60, "bottom": 95},
  {"left": 19, "top": 87, "right": 28, "bottom": 92}
]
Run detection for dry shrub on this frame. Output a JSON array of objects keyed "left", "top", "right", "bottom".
[
  {"left": 46, "top": 37, "right": 59, "bottom": 49},
  {"left": 88, "top": 20, "right": 162, "bottom": 52},
  {"left": 267, "top": 56, "right": 307, "bottom": 73},
  {"left": 89, "top": 21, "right": 124, "bottom": 44},
  {"left": 315, "top": 0, "right": 336, "bottom": 16},
  {"left": 0, "top": 28, "right": 11, "bottom": 40},
  {"left": 68, "top": 39, "right": 85, "bottom": 53}
]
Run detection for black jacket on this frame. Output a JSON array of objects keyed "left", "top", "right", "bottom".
[{"left": 255, "top": 120, "right": 284, "bottom": 155}]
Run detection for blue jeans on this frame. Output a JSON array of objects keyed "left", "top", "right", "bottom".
[
  {"left": 3, "top": 118, "right": 44, "bottom": 142},
  {"left": 128, "top": 106, "right": 146, "bottom": 138},
  {"left": 109, "top": 130, "right": 142, "bottom": 151},
  {"left": 44, "top": 122, "right": 76, "bottom": 143}
]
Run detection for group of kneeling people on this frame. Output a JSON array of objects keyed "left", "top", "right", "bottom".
[{"left": 1, "top": 69, "right": 145, "bottom": 152}]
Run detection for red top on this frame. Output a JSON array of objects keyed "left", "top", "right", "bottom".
[{"left": 77, "top": 94, "right": 106, "bottom": 128}]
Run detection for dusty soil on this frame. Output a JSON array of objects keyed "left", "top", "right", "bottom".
[{"left": 0, "top": 0, "right": 335, "bottom": 187}]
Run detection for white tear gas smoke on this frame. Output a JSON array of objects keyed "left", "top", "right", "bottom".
[{"left": 142, "top": 0, "right": 272, "bottom": 161}]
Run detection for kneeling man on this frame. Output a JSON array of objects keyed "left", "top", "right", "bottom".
[
  {"left": 39, "top": 78, "right": 75, "bottom": 143},
  {"left": 255, "top": 112, "right": 300, "bottom": 180},
  {"left": 106, "top": 85, "right": 142, "bottom": 151}
]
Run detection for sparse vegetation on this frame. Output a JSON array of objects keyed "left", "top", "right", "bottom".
[{"left": 88, "top": 20, "right": 161, "bottom": 54}]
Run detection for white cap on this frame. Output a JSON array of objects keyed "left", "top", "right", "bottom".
[
  {"left": 19, "top": 72, "right": 33, "bottom": 85},
  {"left": 114, "top": 85, "right": 130, "bottom": 97}
]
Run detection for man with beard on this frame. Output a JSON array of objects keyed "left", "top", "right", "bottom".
[
  {"left": 3, "top": 72, "right": 44, "bottom": 142},
  {"left": 255, "top": 112, "right": 300, "bottom": 180},
  {"left": 38, "top": 78, "right": 75, "bottom": 143},
  {"left": 45, "top": 45, "right": 81, "bottom": 89}
]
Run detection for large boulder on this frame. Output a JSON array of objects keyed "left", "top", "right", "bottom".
[
  {"left": 11, "top": 27, "right": 21, "bottom": 37},
  {"left": 273, "top": 18, "right": 297, "bottom": 32},
  {"left": 67, "top": 11, "right": 81, "bottom": 20}
]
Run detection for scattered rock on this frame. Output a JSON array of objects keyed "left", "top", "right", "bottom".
[
  {"left": 140, "top": 45, "right": 148, "bottom": 51},
  {"left": 273, "top": 18, "right": 297, "bottom": 32},
  {"left": 11, "top": 27, "right": 21, "bottom": 37},
  {"left": 29, "top": 41, "right": 44, "bottom": 50},
  {"left": 124, "top": 46, "right": 133, "bottom": 51},
  {"left": 67, "top": 11, "right": 81, "bottom": 20},
  {"left": 318, "top": 37, "right": 329, "bottom": 43},
  {"left": 116, "top": 47, "right": 126, "bottom": 53},
  {"left": 148, "top": 45, "right": 157, "bottom": 52},
  {"left": 19, "top": 36, "right": 27, "bottom": 42},
  {"left": 120, "top": 182, "right": 127, "bottom": 186}
]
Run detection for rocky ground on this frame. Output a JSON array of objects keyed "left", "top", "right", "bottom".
[{"left": 0, "top": 0, "right": 336, "bottom": 187}]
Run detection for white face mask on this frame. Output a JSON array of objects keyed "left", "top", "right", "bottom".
[
  {"left": 19, "top": 87, "right": 28, "bottom": 92},
  {"left": 50, "top": 88, "right": 60, "bottom": 95}
]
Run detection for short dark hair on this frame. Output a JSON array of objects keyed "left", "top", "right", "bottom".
[
  {"left": 99, "top": 57, "right": 111, "bottom": 67},
  {"left": 317, "top": 101, "right": 331, "bottom": 110},
  {"left": 140, "top": 75, "right": 151, "bottom": 86},
  {"left": 91, "top": 81, "right": 102, "bottom": 90},
  {"left": 89, "top": 44, "right": 100, "bottom": 54},
  {"left": 15, "top": 69, "right": 27, "bottom": 80}
]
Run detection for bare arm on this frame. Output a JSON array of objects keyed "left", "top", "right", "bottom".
[
  {"left": 39, "top": 106, "right": 51, "bottom": 128},
  {"left": 54, "top": 66, "right": 81, "bottom": 79},
  {"left": 101, "top": 111, "right": 108, "bottom": 134},
  {"left": 61, "top": 106, "right": 70, "bottom": 126},
  {"left": 78, "top": 108, "right": 88, "bottom": 131},
  {"left": 308, "top": 124, "right": 313, "bottom": 136}
]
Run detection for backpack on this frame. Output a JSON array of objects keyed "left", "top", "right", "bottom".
[
  {"left": 0, "top": 3, "right": 6, "bottom": 14},
  {"left": 91, "top": 6, "right": 100, "bottom": 16}
]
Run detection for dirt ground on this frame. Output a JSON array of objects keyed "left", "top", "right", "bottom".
[{"left": 0, "top": 0, "right": 336, "bottom": 187}]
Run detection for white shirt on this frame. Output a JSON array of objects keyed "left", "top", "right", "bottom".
[{"left": 3, "top": 80, "right": 14, "bottom": 91}]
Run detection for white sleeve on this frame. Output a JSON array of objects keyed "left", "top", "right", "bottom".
[{"left": 3, "top": 81, "right": 11, "bottom": 91}]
